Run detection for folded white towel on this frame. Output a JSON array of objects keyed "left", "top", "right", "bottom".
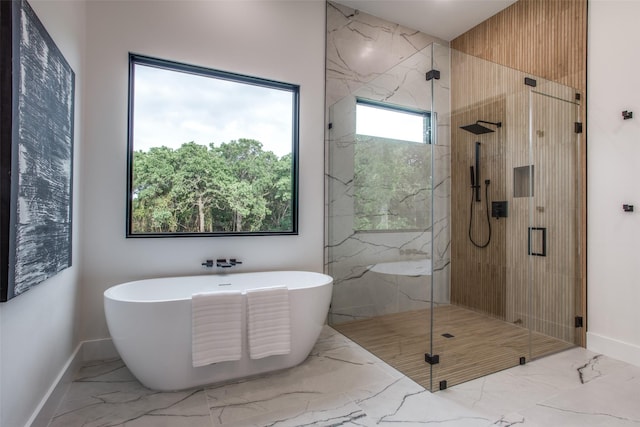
[
  {"left": 191, "top": 291, "right": 243, "bottom": 367},
  {"left": 246, "top": 286, "right": 291, "bottom": 359}
]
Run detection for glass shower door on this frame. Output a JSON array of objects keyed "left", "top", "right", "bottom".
[{"left": 526, "top": 86, "right": 582, "bottom": 358}]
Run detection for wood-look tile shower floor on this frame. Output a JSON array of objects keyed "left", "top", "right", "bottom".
[{"left": 332, "top": 304, "right": 574, "bottom": 390}]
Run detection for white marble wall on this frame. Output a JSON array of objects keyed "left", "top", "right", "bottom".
[{"left": 325, "top": 2, "right": 451, "bottom": 323}]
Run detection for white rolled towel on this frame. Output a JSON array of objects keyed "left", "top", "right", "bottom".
[
  {"left": 246, "top": 286, "right": 291, "bottom": 359},
  {"left": 191, "top": 291, "right": 243, "bottom": 367}
]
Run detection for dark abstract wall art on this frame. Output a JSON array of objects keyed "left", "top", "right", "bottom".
[{"left": 0, "top": 0, "right": 75, "bottom": 302}]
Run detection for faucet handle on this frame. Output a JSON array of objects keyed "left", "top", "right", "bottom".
[{"left": 216, "top": 258, "right": 232, "bottom": 268}]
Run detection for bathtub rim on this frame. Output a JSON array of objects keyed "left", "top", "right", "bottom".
[{"left": 104, "top": 270, "right": 333, "bottom": 304}]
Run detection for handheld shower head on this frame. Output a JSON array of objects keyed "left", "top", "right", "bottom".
[{"left": 460, "top": 120, "right": 502, "bottom": 135}]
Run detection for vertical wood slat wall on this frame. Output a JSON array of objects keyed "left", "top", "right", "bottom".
[
  {"left": 450, "top": 0, "right": 587, "bottom": 346},
  {"left": 449, "top": 52, "right": 522, "bottom": 321},
  {"left": 450, "top": 96, "right": 507, "bottom": 319},
  {"left": 450, "top": 0, "right": 586, "bottom": 93}
]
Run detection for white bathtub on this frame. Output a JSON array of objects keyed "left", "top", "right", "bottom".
[{"left": 104, "top": 271, "right": 333, "bottom": 391}]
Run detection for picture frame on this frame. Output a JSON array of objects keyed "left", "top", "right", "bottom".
[{"left": 0, "top": 0, "right": 75, "bottom": 302}]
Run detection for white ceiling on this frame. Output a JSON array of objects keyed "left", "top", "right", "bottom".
[{"left": 333, "top": 0, "right": 518, "bottom": 41}]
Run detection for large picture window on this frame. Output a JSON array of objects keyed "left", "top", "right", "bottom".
[
  {"left": 127, "top": 54, "right": 299, "bottom": 237},
  {"left": 354, "top": 99, "right": 432, "bottom": 232}
]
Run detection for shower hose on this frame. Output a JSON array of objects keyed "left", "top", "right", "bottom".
[{"left": 469, "top": 180, "right": 491, "bottom": 248}]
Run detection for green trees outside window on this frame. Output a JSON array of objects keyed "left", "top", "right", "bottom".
[{"left": 132, "top": 139, "right": 293, "bottom": 233}]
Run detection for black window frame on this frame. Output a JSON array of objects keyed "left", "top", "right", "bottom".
[{"left": 126, "top": 53, "right": 299, "bottom": 238}]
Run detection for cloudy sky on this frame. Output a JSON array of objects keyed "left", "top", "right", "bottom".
[
  {"left": 132, "top": 64, "right": 294, "bottom": 157},
  {"left": 356, "top": 103, "right": 425, "bottom": 143}
]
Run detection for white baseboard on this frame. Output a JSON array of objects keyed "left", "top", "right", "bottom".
[
  {"left": 27, "top": 338, "right": 118, "bottom": 427},
  {"left": 27, "top": 343, "right": 83, "bottom": 427},
  {"left": 587, "top": 332, "right": 640, "bottom": 368}
]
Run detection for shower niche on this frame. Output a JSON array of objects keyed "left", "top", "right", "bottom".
[
  {"left": 514, "top": 165, "right": 534, "bottom": 198},
  {"left": 325, "top": 2, "right": 581, "bottom": 392}
]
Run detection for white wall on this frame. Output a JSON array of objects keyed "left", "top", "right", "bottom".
[
  {"left": 587, "top": 0, "right": 640, "bottom": 366},
  {"left": 81, "top": 1, "right": 326, "bottom": 341},
  {"left": 0, "top": 2, "right": 86, "bottom": 427}
]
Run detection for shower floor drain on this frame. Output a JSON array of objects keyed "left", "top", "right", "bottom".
[{"left": 441, "top": 333, "right": 455, "bottom": 338}]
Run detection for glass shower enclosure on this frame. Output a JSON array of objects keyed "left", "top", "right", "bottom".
[{"left": 325, "top": 43, "right": 582, "bottom": 392}]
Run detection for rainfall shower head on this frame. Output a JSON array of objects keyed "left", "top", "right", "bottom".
[{"left": 460, "top": 120, "right": 502, "bottom": 135}]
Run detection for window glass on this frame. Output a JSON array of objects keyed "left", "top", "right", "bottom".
[
  {"left": 354, "top": 100, "right": 432, "bottom": 232},
  {"left": 127, "top": 54, "right": 299, "bottom": 236}
]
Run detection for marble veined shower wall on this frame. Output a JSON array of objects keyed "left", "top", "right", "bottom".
[{"left": 325, "top": 2, "right": 451, "bottom": 323}]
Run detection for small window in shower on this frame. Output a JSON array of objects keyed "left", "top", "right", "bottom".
[{"left": 354, "top": 99, "right": 432, "bottom": 232}]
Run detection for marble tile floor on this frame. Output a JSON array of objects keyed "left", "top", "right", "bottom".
[{"left": 48, "top": 326, "right": 640, "bottom": 427}]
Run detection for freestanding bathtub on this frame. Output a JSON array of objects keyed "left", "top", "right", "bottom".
[{"left": 104, "top": 271, "right": 333, "bottom": 391}]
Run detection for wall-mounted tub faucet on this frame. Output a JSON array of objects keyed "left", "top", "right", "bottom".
[
  {"left": 202, "top": 258, "right": 243, "bottom": 268},
  {"left": 216, "top": 259, "right": 231, "bottom": 268},
  {"left": 217, "top": 258, "right": 243, "bottom": 268}
]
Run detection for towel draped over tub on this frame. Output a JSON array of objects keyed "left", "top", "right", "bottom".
[
  {"left": 246, "top": 286, "right": 291, "bottom": 359},
  {"left": 191, "top": 286, "right": 291, "bottom": 366},
  {"left": 191, "top": 291, "right": 243, "bottom": 367}
]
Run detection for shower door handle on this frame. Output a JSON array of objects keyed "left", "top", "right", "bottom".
[{"left": 528, "top": 227, "right": 547, "bottom": 257}]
